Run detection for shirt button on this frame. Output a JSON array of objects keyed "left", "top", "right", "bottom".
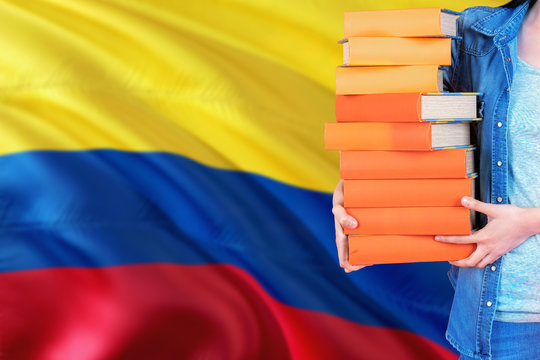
[
  {"left": 497, "top": 196, "right": 503, "bottom": 203},
  {"left": 487, "top": 301, "right": 493, "bottom": 307},
  {"left": 497, "top": 161, "right": 502, "bottom": 166},
  {"left": 491, "top": 265, "right": 497, "bottom": 271},
  {"left": 506, "top": 57, "right": 511, "bottom": 62},
  {"left": 497, "top": 122, "right": 503, "bottom": 127},
  {"left": 506, "top": 87, "right": 510, "bottom": 92}
]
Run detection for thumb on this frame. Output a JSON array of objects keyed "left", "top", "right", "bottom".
[{"left": 461, "top": 196, "right": 496, "bottom": 217}]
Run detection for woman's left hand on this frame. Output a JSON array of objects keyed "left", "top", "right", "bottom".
[{"left": 435, "top": 196, "right": 539, "bottom": 268}]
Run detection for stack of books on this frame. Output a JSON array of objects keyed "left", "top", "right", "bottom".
[{"left": 325, "top": 8, "right": 480, "bottom": 265}]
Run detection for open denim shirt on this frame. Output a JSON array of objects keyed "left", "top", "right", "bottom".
[{"left": 443, "top": 2, "right": 533, "bottom": 359}]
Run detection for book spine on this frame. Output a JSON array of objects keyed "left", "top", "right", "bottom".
[
  {"left": 344, "top": 207, "right": 472, "bottom": 235},
  {"left": 335, "top": 93, "right": 423, "bottom": 122},
  {"left": 344, "top": 8, "right": 444, "bottom": 37},
  {"left": 344, "top": 178, "right": 472, "bottom": 207},
  {"left": 348, "top": 235, "right": 475, "bottom": 265},
  {"left": 336, "top": 65, "right": 440, "bottom": 95},
  {"left": 325, "top": 122, "right": 432, "bottom": 151},
  {"left": 345, "top": 37, "right": 451, "bottom": 66}
]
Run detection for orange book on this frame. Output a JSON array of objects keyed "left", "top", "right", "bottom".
[
  {"left": 344, "top": 178, "right": 474, "bottom": 208},
  {"left": 336, "top": 65, "right": 442, "bottom": 95},
  {"left": 348, "top": 235, "right": 475, "bottom": 265},
  {"left": 344, "top": 8, "right": 458, "bottom": 38},
  {"left": 343, "top": 37, "right": 451, "bottom": 66},
  {"left": 324, "top": 122, "right": 470, "bottom": 151},
  {"left": 340, "top": 149, "right": 475, "bottom": 179},
  {"left": 344, "top": 207, "right": 472, "bottom": 235},
  {"left": 335, "top": 93, "right": 479, "bottom": 122}
]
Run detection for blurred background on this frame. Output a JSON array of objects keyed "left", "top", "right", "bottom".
[{"left": 0, "top": 1, "right": 506, "bottom": 359}]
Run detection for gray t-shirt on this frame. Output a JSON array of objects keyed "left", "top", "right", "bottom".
[{"left": 494, "top": 55, "right": 540, "bottom": 322}]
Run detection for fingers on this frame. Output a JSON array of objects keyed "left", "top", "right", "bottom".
[
  {"left": 476, "top": 254, "right": 497, "bottom": 269},
  {"left": 476, "top": 246, "right": 504, "bottom": 268},
  {"left": 334, "top": 218, "right": 350, "bottom": 270},
  {"left": 435, "top": 234, "right": 476, "bottom": 244},
  {"left": 332, "top": 179, "right": 357, "bottom": 229},
  {"left": 461, "top": 196, "right": 497, "bottom": 217},
  {"left": 333, "top": 180, "right": 366, "bottom": 273},
  {"left": 349, "top": 265, "right": 367, "bottom": 271},
  {"left": 332, "top": 204, "right": 358, "bottom": 229},
  {"left": 449, "top": 246, "right": 486, "bottom": 267},
  {"left": 334, "top": 217, "right": 366, "bottom": 272}
]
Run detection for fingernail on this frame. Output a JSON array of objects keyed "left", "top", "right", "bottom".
[
  {"left": 434, "top": 236, "right": 441, "bottom": 241},
  {"left": 462, "top": 197, "right": 471, "bottom": 206},
  {"left": 347, "top": 219, "right": 357, "bottom": 228}
]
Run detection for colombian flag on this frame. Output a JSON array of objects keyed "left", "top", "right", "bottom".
[{"left": 0, "top": 1, "right": 504, "bottom": 359}]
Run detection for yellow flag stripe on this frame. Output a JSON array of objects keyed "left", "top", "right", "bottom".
[{"left": 0, "top": 0, "right": 505, "bottom": 192}]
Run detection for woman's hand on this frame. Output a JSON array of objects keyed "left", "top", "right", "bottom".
[
  {"left": 435, "top": 196, "right": 540, "bottom": 268},
  {"left": 332, "top": 180, "right": 369, "bottom": 273}
]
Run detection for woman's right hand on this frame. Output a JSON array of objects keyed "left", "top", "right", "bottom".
[{"left": 332, "top": 180, "right": 369, "bottom": 273}]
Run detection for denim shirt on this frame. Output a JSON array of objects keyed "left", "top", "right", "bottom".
[{"left": 443, "top": 2, "right": 532, "bottom": 359}]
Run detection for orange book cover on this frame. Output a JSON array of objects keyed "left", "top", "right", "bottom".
[
  {"left": 325, "top": 122, "right": 436, "bottom": 151},
  {"left": 336, "top": 65, "right": 441, "bottom": 95},
  {"left": 343, "top": 37, "right": 451, "bottom": 66},
  {"left": 348, "top": 235, "right": 476, "bottom": 265},
  {"left": 337, "top": 93, "right": 443, "bottom": 122},
  {"left": 344, "top": 8, "right": 457, "bottom": 38},
  {"left": 344, "top": 207, "right": 472, "bottom": 235},
  {"left": 339, "top": 149, "right": 473, "bottom": 179},
  {"left": 344, "top": 178, "right": 473, "bottom": 208},
  {"left": 336, "top": 93, "right": 423, "bottom": 122}
]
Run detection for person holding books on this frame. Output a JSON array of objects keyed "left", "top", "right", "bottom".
[{"left": 332, "top": 0, "right": 540, "bottom": 359}]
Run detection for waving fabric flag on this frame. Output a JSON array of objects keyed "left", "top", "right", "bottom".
[{"left": 0, "top": 1, "right": 504, "bottom": 359}]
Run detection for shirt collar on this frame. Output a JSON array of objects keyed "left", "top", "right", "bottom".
[{"left": 471, "top": 1, "right": 531, "bottom": 44}]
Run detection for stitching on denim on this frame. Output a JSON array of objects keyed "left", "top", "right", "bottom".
[
  {"left": 498, "top": 46, "right": 510, "bottom": 205},
  {"left": 472, "top": 8, "right": 508, "bottom": 35},
  {"left": 491, "top": 87, "right": 508, "bottom": 204},
  {"left": 499, "top": 5, "right": 528, "bottom": 36},
  {"left": 473, "top": 4, "right": 527, "bottom": 38},
  {"left": 462, "top": 44, "right": 496, "bottom": 57},
  {"left": 476, "top": 268, "right": 488, "bottom": 352},
  {"left": 459, "top": 7, "right": 497, "bottom": 56},
  {"left": 446, "top": 332, "right": 476, "bottom": 358}
]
